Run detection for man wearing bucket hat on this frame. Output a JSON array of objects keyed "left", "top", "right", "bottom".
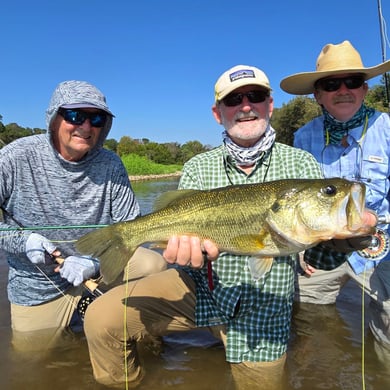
[
  {"left": 0, "top": 80, "right": 166, "bottom": 351},
  {"left": 82, "top": 65, "right": 332, "bottom": 388},
  {"left": 281, "top": 40, "right": 390, "bottom": 365}
]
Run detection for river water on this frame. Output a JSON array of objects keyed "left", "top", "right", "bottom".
[{"left": 1, "top": 178, "right": 389, "bottom": 389}]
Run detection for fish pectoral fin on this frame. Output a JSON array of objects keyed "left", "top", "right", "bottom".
[
  {"left": 248, "top": 257, "right": 273, "bottom": 279},
  {"left": 231, "top": 234, "right": 266, "bottom": 252}
]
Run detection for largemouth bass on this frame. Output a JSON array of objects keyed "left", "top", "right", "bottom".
[{"left": 76, "top": 178, "right": 375, "bottom": 284}]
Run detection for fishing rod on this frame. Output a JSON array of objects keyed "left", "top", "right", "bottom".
[
  {"left": 377, "top": 0, "right": 390, "bottom": 110},
  {"left": 0, "top": 206, "right": 103, "bottom": 298}
]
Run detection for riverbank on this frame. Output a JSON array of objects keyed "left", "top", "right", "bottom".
[{"left": 129, "top": 172, "right": 182, "bottom": 181}]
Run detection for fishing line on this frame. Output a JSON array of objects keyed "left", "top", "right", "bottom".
[
  {"left": 123, "top": 263, "right": 131, "bottom": 389},
  {"left": 0, "top": 224, "right": 108, "bottom": 231},
  {"left": 361, "top": 264, "right": 368, "bottom": 390},
  {"left": 34, "top": 263, "right": 78, "bottom": 310}
]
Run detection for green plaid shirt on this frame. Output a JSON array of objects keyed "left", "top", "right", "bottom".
[{"left": 179, "top": 142, "right": 323, "bottom": 362}]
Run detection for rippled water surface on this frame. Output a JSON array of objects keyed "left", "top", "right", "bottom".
[{"left": 1, "top": 178, "right": 389, "bottom": 389}]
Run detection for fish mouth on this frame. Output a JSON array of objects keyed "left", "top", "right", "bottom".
[{"left": 344, "top": 182, "right": 376, "bottom": 233}]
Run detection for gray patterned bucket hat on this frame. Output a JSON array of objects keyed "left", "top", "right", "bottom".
[{"left": 45, "top": 80, "right": 114, "bottom": 129}]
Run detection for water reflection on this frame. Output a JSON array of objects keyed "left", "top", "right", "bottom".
[
  {"left": 1, "top": 178, "right": 390, "bottom": 389},
  {"left": 132, "top": 178, "right": 180, "bottom": 215}
]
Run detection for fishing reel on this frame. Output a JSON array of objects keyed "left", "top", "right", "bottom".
[
  {"left": 357, "top": 215, "right": 390, "bottom": 261},
  {"left": 77, "top": 293, "right": 96, "bottom": 319},
  {"left": 76, "top": 276, "right": 104, "bottom": 320}
]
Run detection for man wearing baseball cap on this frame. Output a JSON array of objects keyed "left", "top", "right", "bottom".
[
  {"left": 83, "top": 65, "right": 329, "bottom": 388},
  {"left": 0, "top": 80, "right": 166, "bottom": 352},
  {"left": 281, "top": 40, "right": 390, "bottom": 367}
]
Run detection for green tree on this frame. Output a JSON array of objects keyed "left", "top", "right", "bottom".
[
  {"left": 117, "top": 136, "right": 140, "bottom": 156},
  {"left": 142, "top": 142, "right": 173, "bottom": 164},
  {"left": 104, "top": 138, "right": 118, "bottom": 153},
  {"left": 0, "top": 115, "right": 5, "bottom": 147},
  {"left": 180, "top": 140, "right": 209, "bottom": 163},
  {"left": 164, "top": 142, "right": 183, "bottom": 164},
  {"left": 1, "top": 123, "right": 32, "bottom": 144},
  {"left": 365, "top": 75, "right": 389, "bottom": 112},
  {"left": 271, "top": 96, "right": 322, "bottom": 146}
]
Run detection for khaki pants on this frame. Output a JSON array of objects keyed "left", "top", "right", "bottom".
[
  {"left": 84, "top": 268, "right": 287, "bottom": 388},
  {"left": 295, "top": 259, "right": 390, "bottom": 367},
  {"left": 11, "top": 247, "right": 166, "bottom": 352},
  {"left": 230, "top": 356, "right": 287, "bottom": 390},
  {"left": 11, "top": 285, "right": 83, "bottom": 352}
]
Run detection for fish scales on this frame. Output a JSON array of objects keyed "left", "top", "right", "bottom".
[{"left": 121, "top": 183, "right": 271, "bottom": 247}]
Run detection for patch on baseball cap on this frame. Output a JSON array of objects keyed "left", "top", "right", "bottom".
[{"left": 215, "top": 65, "right": 271, "bottom": 102}]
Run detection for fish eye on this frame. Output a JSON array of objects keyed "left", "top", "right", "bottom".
[{"left": 321, "top": 185, "right": 337, "bottom": 196}]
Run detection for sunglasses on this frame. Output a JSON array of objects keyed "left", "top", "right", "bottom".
[
  {"left": 58, "top": 108, "right": 108, "bottom": 127},
  {"left": 315, "top": 76, "right": 365, "bottom": 92},
  {"left": 222, "top": 90, "right": 269, "bottom": 107}
]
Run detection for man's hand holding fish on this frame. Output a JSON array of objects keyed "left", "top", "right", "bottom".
[{"left": 163, "top": 236, "right": 219, "bottom": 268}]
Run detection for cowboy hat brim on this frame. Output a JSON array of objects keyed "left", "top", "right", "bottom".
[{"left": 280, "top": 61, "right": 390, "bottom": 95}]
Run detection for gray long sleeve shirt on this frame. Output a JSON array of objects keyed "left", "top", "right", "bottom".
[{"left": 0, "top": 134, "right": 140, "bottom": 305}]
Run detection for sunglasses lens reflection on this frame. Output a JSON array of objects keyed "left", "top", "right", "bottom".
[
  {"left": 59, "top": 109, "right": 107, "bottom": 127},
  {"left": 222, "top": 90, "right": 268, "bottom": 107},
  {"left": 317, "top": 76, "right": 365, "bottom": 92}
]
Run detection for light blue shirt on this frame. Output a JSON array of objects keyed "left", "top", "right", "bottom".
[{"left": 294, "top": 111, "right": 390, "bottom": 273}]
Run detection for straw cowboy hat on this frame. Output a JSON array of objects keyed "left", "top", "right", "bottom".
[{"left": 280, "top": 40, "right": 390, "bottom": 95}]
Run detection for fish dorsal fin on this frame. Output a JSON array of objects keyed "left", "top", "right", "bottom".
[{"left": 153, "top": 189, "right": 200, "bottom": 211}]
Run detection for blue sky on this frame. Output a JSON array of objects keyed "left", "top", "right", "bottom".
[{"left": 1, "top": 0, "right": 389, "bottom": 147}]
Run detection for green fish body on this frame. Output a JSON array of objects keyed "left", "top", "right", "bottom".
[{"left": 76, "top": 178, "right": 374, "bottom": 284}]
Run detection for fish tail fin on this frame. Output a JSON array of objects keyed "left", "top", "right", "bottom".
[{"left": 76, "top": 225, "right": 137, "bottom": 285}]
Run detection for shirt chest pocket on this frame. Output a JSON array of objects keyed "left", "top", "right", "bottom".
[{"left": 361, "top": 156, "right": 389, "bottom": 209}]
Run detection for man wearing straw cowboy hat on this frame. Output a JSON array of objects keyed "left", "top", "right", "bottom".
[{"left": 281, "top": 40, "right": 390, "bottom": 366}]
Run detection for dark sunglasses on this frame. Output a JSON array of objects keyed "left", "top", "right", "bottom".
[
  {"left": 315, "top": 76, "right": 365, "bottom": 92},
  {"left": 57, "top": 108, "right": 108, "bottom": 127},
  {"left": 222, "top": 90, "right": 269, "bottom": 107}
]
